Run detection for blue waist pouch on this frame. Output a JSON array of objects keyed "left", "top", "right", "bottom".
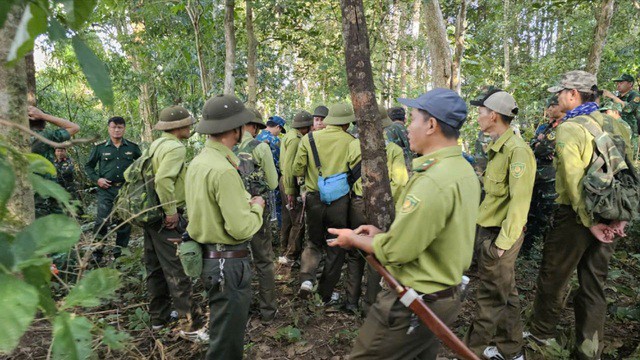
[{"left": 318, "top": 172, "right": 350, "bottom": 204}]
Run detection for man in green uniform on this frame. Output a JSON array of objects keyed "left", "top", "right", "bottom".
[
  {"left": 465, "top": 89, "right": 535, "bottom": 360},
  {"left": 28, "top": 106, "right": 80, "bottom": 217},
  {"left": 522, "top": 95, "right": 565, "bottom": 258},
  {"left": 185, "top": 95, "right": 265, "bottom": 360},
  {"left": 327, "top": 88, "right": 480, "bottom": 359},
  {"left": 343, "top": 105, "right": 409, "bottom": 314},
  {"left": 292, "top": 103, "right": 354, "bottom": 303},
  {"left": 280, "top": 110, "right": 314, "bottom": 264},
  {"left": 386, "top": 106, "right": 413, "bottom": 171},
  {"left": 603, "top": 73, "right": 640, "bottom": 157},
  {"left": 53, "top": 148, "right": 77, "bottom": 196},
  {"left": 142, "top": 106, "right": 204, "bottom": 339},
  {"left": 527, "top": 71, "right": 627, "bottom": 360},
  {"left": 599, "top": 101, "right": 633, "bottom": 160},
  {"left": 313, "top": 105, "right": 328, "bottom": 131},
  {"left": 85, "top": 116, "right": 141, "bottom": 261},
  {"left": 234, "top": 108, "right": 279, "bottom": 323}
]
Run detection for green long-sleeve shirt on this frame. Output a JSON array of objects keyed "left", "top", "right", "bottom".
[
  {"left": 347, "top": 139, "right": 408, "bottom": 203},
  {"left": 477, "top": 130, "right": 536, "bottom": 250},
  {"left": 84, "top": 138, "right": 141, "bottom": 183},
  {"left": 281, "top": 129, "right": 303, "bottom": 195},
  {"left": 292, "top": 125, "right": 354, "bottom": 192},
  {"left": 150, "top": 133, "right": 187, "bottom": 216},
  {"left": 372, "top": 146, "right": 481, "bottom": 295},
  {"left": 238, "top": 131, "right": 278, "bottom": 190},
  {"left": 185, "top": 139, "right": 263, "bottom": 245}
]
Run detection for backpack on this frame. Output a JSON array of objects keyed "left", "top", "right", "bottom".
[
  {"left": 568, "top": 114, "right": 640, "bottom": 222},
  {"left": 233, "top": 139, "right": 269, "bottom": 197},
  {"left": 115, "top": 138, "right": 171, "bottom": 227}
]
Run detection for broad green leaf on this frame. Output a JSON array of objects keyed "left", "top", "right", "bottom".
[
  {"left": 15, "top": 214, "right": 80, "bottom": 259},
  {"left": 72, "top": 36, "right": 114, "bottom": 107},
  {"left": 47, "top": 18, "right": 67, "bottom": 41},
  {"left": 579, "top": 332, "right": 599, "bottom": 358},
  {"left": 101, "top": 325, "right": 131, "bottom": 350},
  {"left": 0, "top": 232, "right": 15, "bottom": 271},
  {"left": 51, "top": 313, "right": 93, "bottom": 360},
  {"left": 26, "top": 153, "right": 56, "bottom": 176},
  {"left": 0, "top": 274, "right": 39, "bottom": 354},
  {"left": 7, "top": 3, "right": 48, "bottom": 64},
  {"left": 63, "top": 268, "right": 121, "bottom": 309},
  {"left": 0, "top": 0, "right": 17, "bottom": 34},
  {"left": 28, "top": 174, "right": 72, "bottom": 211},
  {"left": 22, "top": 263, "right": 57, "bottom": 317},
  {"left": 0, "top": 158, "right": 15, "bottom": 213},
  {"left": 59, "top": 0, "right": 97, "bottom": 30}
]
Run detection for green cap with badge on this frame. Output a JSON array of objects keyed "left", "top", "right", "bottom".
[
  {"left": 196, "top": 95, "right": 254, "bottom": 135},
  {"left": 599, "top": 100, "right": 623, "bottom": 113},
  {"left": 612, "top": 73, "right": 635, "bottom": 83},
  {"left": 155, "top": 105, "right": 196, "bottom": 131},
  {"left": 323, "top": 103, "right": 356, "bottom": 125}
]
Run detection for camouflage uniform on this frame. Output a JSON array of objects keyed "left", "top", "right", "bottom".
[
  {"left": 31, "top": 128, "right": 71, "bottom": 217},
  {"left": 54, "top": 157, "right": 76, "bottom": 194},
  {"left": 385, "top": 122, "right": 413, "bottom": 171}
]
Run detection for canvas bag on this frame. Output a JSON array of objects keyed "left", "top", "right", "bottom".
[{"left": 308, "top": 132, "right": 350, "bottom": 204}]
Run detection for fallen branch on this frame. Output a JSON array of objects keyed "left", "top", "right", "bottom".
[{"left": 0, "top": 118, "right": 97, "bottom": 148}]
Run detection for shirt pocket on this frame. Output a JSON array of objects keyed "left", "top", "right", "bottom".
[{"left": 484, "top": 158, "right": 508, "bottom": 197}]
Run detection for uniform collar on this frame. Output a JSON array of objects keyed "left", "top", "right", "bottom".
[
  {"left": 412, "top": 145, "right": 461, "bottom": 168},
  {"left": 242, "top": 131, "right": 255, "bottom": 142},
  {"left": 161, "top": 132, "right": 180, "bottom": 141},
  {"left": 205, "top": 138, "right": 240, "bottom": 167},
  {"left": 106, "top": 138, "right": 129, "bottom": 147},
  {"left": 324, "top": 125, "right": 346, "bottom": 133},
  {"left": 488, "top": 129, "right": 515, "bottom": 153}
]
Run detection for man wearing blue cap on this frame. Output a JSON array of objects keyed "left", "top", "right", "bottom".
[
  {"left": 465, "top": 89, "right": 535, "bottom": 360},
  {"left": 327, "top": 88, "right": 481, "bottom": 359}
]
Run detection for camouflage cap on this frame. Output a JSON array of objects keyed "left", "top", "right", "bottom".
[
  {"left": 378, "top": 105, "right": 393, "bottom": 128},
  {"left": 323, "top": 103, "right": 356, "bottom": 125},
  {"left": 546, "top": 95, "right": 559, "bottom": 108},
  {"left": 387, "top": 106, "right": 405, "bottom": 121},
  {"left": 313, "top": 105, "right": 329, "bottom": 118},
  {"left": 547, "top": 70, "right": 597, "bottom": 93},
  {"left": 292, "top": 110, "right": 314, "bottom": 129},
  {"left": 612, "top": 73, "right": 635, "bottom": 83},
  {"left": 268, "top": 115, "right": 287, "bottom": 134},
  {"left": 247, "top": 108, "right": 267, "bottom": 129},
  {"left": 196, "top": 95, "right": 254, "bottom": 135},
  {"left": 599, "top": 100, "right": 623, "bottom": 113},
  {"left": 155, "top": 105, "right": 196, "bottom": 131}
]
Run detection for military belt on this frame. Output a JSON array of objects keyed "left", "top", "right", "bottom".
[
  {"left": 381, "top": 282, "right": 459, "bottom": 302},
  {"left": 203, "top": 250, "right": 250, "bottom": 259}
]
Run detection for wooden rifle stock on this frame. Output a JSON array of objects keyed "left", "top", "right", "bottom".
[{"left": 365, "top": 253, "right": 480, "bottom": 360}]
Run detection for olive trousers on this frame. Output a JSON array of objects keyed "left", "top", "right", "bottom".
[
  {"left": 279, "top": 179, "right": 305, "bottom": 260},
  {"left": 250, "top": 204, "right": 277, "bottom": 321}
]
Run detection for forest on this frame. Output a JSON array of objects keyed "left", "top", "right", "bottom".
[{"left": 1, "top": 0, "right": 640, "bottom": 359}]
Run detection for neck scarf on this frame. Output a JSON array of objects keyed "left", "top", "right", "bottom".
[{"left": 563, "top": 102, "right": 599, "bottom": 121}]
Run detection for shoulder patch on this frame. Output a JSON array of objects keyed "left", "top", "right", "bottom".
[
  {"left": 634, "top": 97, "right": 640, "bottom": 103},
  {"left": 510, "top": 162, "right": 526, "bottom": 178},
  {"left": 401, "top": 194, "right": 421, "bottom": 213},
  {"left": 94, "top": 140, "right": 106, "bottom": 146},
  {"left": 412, "top": 158, "right": 438, "bottom": 173}
]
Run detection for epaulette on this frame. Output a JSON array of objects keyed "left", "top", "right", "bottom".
[
  {"left": 412, "top": 158, "right": 438, "bottom": 173},
  {"left": 226, "top": 155, "right": 239, "bottom": 170},
  {"left": 94, "top": 140, "right": 107, "bottom": 146},
  {"left": 124, "top": 138, "right": 139, "bottom": 146}
]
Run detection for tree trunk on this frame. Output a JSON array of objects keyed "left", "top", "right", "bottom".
[
  {"left": 25, "top": 52, "right": 36, "bottom": 106},
  {"left": 408, "top": 0, "right": 421, "bottom": 81},
  {"left": 0, "top": 5, "right": 35, "bottom": 223},
  {"left": 186, "top": 0, "right": 209, "bottom": 98},
  {"left": 450, "top": 0, "right": 469, "bottom": 93},
  {"left": 423, "top": 0, "right": 452, "bottom": 89},
  {"left": 340, "top": 0, "right": 395, "bottom": 229},
  {"left": 246, "top": 0, "right": 257, "bottom": 108},
  {"left": 503, "top": 0, "right": 510, "bottom": 88},
  {"left": 586, "top": 0, "right": 615, "bottom": 75},
  {"left": 224, "top": 0, "right": 236, "bottom": 95}
]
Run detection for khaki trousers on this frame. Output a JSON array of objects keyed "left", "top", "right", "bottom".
[{"left": 279, "top": 179, "right": 305, "bottom": 260}]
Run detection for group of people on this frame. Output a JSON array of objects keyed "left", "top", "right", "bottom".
[{"left": 26, "top": 69, "right": 640, "bottom": 360}]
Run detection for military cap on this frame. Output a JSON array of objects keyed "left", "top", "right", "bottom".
[
  {"left": 323, "top": 103, "right": 356, "bottom": 125},
  {"left": 471, "top": 90, "right": 519, "bottom": 117},
  {"left": 398, "top": 88, "right": 468, "bottom": 129},
  {"left": 313, "top": 105, "right": 329, "bottom": 118},
  {"left": 196, "top": 94, "right": 253, "bottom": 135},
  {"left": 599, "top": 100, "right": 623, "bottom": 113},
  {"left": 268, "top": 115, "right": 287, "bottom": 134},
  {"left": 546, "top": 95, "right": 559, "bottom": 108},
  {"left": 247, "top": 108, "right": 267, "bottom": 129},
  {"left": 378, "top": 105, "right": 393, "bottom": 128},
  {"left": 387, "top": 106, "right": 405, "bottom": 121},
  {"left": 612, "top": 73, "right": 635, "bottom": 83},
  {"left": 547, "top": 70, "right": 597, "bottom": 93},
  {"left": 155, "top": 105, "right": 196, "bottom": 131},
  {"left": 292, "top": 110, "right": 314, "bottom": 129}
]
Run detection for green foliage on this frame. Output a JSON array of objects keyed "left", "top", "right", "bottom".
[
  {"left": 0, "top": 274, "right": 40, "bottom": 354},
  {"left": 274, "top": 325, "right": 302, "bottom": 343},
  {"left": 62, "top": 268, "right": 121, "bottom": 309},
  {"left": 71, "top": 36, "right": 114, "bottom": 107},
  {"left": 51, "top": 312, "right": 93, "bottom": 360},
  {"left": 100, "top": 325, "right": 131, "bottom": 351},
  {"left": 0, "top": 158, "right": 16, "bottom": 215}
]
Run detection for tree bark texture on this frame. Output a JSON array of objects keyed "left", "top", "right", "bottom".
[
  {"left": 246, "top": 0, "right": 258, "bottom": 108},
  {"left": 25, "top": 52, "right": 36, "bottom": 106},
  {"left": 340, "top": 0, "right": 395, "bottom": 230},
  {"left": 224, "top": 0, "right": 236, "bottom": 95},
  {"left": 408, "top": 0, "right": 421, "bottom": 78},
  {"left": 423, "top": 0, "right": 452, "bottom": 89},
  {"left": 186, "top": 0, "right": 210, "bottom": 98},
  {"left": 586, "top": 0, "right": 615, "bottom": 75},
  {"left": 450, "top": 0, "right": 468, "bottom": 93},
  {"left": 502, "top": 0, "right": 510, "bottom": 88},
  {"left": 0, "top": 5, "right": 35, "bottom": 223}
]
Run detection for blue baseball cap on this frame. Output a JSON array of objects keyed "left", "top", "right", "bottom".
[
  {"left": 397, "top": 88, "right": 468, "bottom": 129},
  {"left": 268, "top": 115, "right": 287, "bottom": 133}
]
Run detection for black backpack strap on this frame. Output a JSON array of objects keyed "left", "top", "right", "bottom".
[
  {"left": 348, "top": 161, "right": 362, "bottom": 186},
  {"left": 308, "top": 132, "right": 322, "bottom": 175}
]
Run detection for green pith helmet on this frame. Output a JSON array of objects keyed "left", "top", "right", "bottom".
[
  {"left": 378, "top": 105, "right": 393, "bottom": 128},
  {"left": 247, "top": 108, "right": 267, "bottom": 129},
  {"left": 154, "top": 105, "right": 196, "bottom": 131},
  {"left": 313, "top": 105, "right": 329, "bottom": 118},
  {"left": 323, "top": 103, "right": 356, "bottom": 126},
  {"left": 196, "top": 95, "right": 254, "bottom": 135},
  {"left": 292, "top": 110, "right": 314, "bottom": 128}
]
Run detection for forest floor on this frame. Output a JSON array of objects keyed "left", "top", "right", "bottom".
[{"left": 4, "top": 220, "right": 640, "bottom": 360}]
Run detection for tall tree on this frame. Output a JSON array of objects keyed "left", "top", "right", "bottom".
[
  {"left": 503, "top": 0, "right": 510, "bottom": 88},
  {"left": 224, "top": 0, "right": 236, "bottom": 95},
  {"left": 424, "top": 0, "right": 452, "bottom": 88},
  {"left": 0, "top": 5, "right": 35, "bottom": 223},
  {"left": 451, "top": 0, "right": 469, "bottom": 93},
  {"left": 246, "top": 0, "right": 258, "bottom": 107},
  {"left": 25, "top": 52, "right": 36, "bottom": 106},
  {"left": 340, "top": 0, "right": 394, "bottom": 229},
  {"left": 186, "top": 0, "right": 209, "bottom": 98},
  {"left": 586, "top": 0, "right": 615, "bottom": 75}
]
